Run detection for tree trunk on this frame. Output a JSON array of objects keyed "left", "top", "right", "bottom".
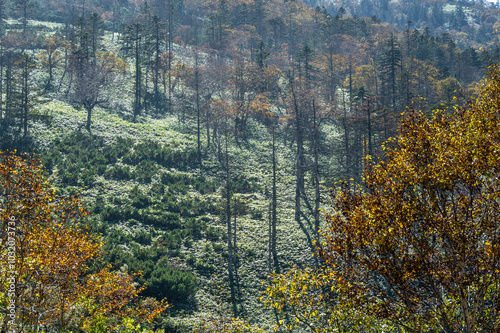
[
  {"left": 167, "top": 2, "right": 172, "bottom": 113},
  {"left": 225, "top": 136, "right": 237, "bottom": 316},
  {"left": 22, "top": 59, "right": 28, "bottom": 136},
  {"left": 342, "top": 90, "right": 350, "bottom": 179},
  {"left": 5, "top": 54, "right": 12, "bottom": 124},
  {"left": 206, "top": 109, "right": 211, "bottom": 148},
  {"left": 313, "top": 100, "right": 320, "bottom": 243},
  {"left": 367, "top": 99, "right": 373, "bottom": 156},
  {"left": 134, "top": 27, "right": 141, "bottom": 120},
  {"left": 268, "top": 201, "right": 272, "bottom": 273},
  {"left": 195, "top": 50, "right": 201, "bottom": 165},
  {"left": 292, "top": 88, "right": 304, "bottom": 238},
  {"left": 85, "top": 105, "right": 92, "bottom": 132},
  {"left": 154, "top": 20, "right": 160, "bottom": 114},
  {"left": 0, "top": 43, "right": 3, "bottom": 123},
  {"left": 271, "top": 125, "right": 279, "bottom": 273}
]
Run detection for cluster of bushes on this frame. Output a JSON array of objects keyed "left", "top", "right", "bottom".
[
  {"left": 101, "top": 205, "right": 185, "bottom": 229},
  {"left": 42, "top": 133, "right": 108, "bottom": 186},
  {"left": 104, "top": 239, "right": 197, "bottom": 304},
  {"left": 42, "top": 134, "right": 199, "bottom": 186},
  {"left": 160, "top": 172, "right": 216, "bottom": 194},
  {"left": 232, "top": 174, "right": 259, "bottom": 193},
  {"left": 38, "top": 132, "right": 259, "bottom": 308},
  {"left": 102, "top": 182, "right": 216, "bottom": 224},
  {"left": 160, "top": 194, "right": 217, "bottom": 218},
  {"left": 105, "top": 164, "right": 133, "bottom": 180},
  {"left": 122, "top": 140, "right": 198, "bottom": 170}
]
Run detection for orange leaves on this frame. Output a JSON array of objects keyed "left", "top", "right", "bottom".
[
  {"left": 36, "top": 36, "right": 63, "bottom": 68},
  {"left": 210, "top": 99, "right": 233, "bottom": 119},
  {"left": 78, "top": 266, "right": 169, "bottom": 330},
  {"left": 96, "top": 51, "right": 128, "bottom": 74},
  {"left": 249, "top": 93, "right": 272, "bottom": 119},
  {"left": 0, "top": 151, "right": 167, "bottom": 331}
]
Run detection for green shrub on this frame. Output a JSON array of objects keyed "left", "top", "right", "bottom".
[
  {"left": 101, "top": 206, "right": 141, "bottom": 222},
  {"left": 161, "top": 212, "right": 182, "bottom": 229},
  {"left": 133, "top": 230, "right": 152, "bottom": 245},
  {"left": 134, "top": 159, "right": 158, "bottom": 183},
  {"left": 212, "top": 243, "right": 224, "bottom": 252},
  {"left": 140, "top": 264, "right": 197, "bottom": 301},
  {"left": 123, "top": 140, "right": 197, "bottom": 169},
  {"left": 195, "top": 259, "right": 215, "bottom": 272},
  {"left": 140, "top": 211, "right": 182, "bottom": 229},
  {"left": 155, "top": 231, "right": 184, "bottom": 250},
  {"left": 122, "top": 140, "right": 162, "bottom": 165},
  {"left": 185, "top": 217, "right": 205, "bottom": 239},
  {"left": 130, "top": 186, "right": 151, "bottom": 208},
  {"left": 113, "top": 247, "right": 197, "bottom": 303},
  {"left": 149, "top": 183, "right": 165, "bottom": 197},
  {"left": 183, "top": 238, "right": 193, "bottom": 248},
  {"left": 105, "top": 164, "right": 132, "bottom": 180},
  {"left": 101, "top": 206, "right": 124, "bottom": 222},
  {"left": 186, "top": 254, "right": 196, "bottom": 266},
  {"left": 232, "top": 174, "right": 256, "bottom": 193},
  {"left": 103, "top": 137, "right": 134, "bottom": 163},
  {"left": 41, "top": 133, "right": 110, "bottom": 187},
  {"left": 205, "top": 226, "right": 220, "bottom": 241}
]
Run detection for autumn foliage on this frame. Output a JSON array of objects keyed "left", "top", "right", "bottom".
[
  {"left": 323, "top": 63, "right": 500, "bottom": 332},
  {"left": 265, "top": 64, "right": 500, "bottom": 332},
  {"left": 0, "top": 151, "right": 167, "bottom": 332}
]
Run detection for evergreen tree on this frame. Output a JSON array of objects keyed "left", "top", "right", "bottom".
[
  {"left": 378, "top": 34, "right": 401, "bottom": 113},
  {"left": 150, "top": 15, "right": 165, "bottom": 114},
  {"left": 0, "top": 0, "right": 6, "bottom": 37},
  {"left": 121, "top": 22, "right": 152, "bottom": 120},
  {"left": 15, "top": 0, "right": 34, "bottom": 35}
]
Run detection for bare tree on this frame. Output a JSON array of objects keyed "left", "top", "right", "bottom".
[{"left": 72, "top": 60, "right": 115, "bottom": 131}]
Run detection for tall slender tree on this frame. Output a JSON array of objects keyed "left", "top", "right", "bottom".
[
  {"left": 271, "top": 123, "right": 279, "bottom": 274},
  {"left": 16, "top": 53, "right": 35, "bottom": 136},
  {"left": 150, "top": 15, "right": 165, "bottom": 114},
  {"left": 224, "top": 134, "right": 237, "bottom": 316},
  {"left": 122, "top": 22, "right": 150, "bottom": 120},
  {"left": 379, "top": 34, "right": 401, "bottom": 113},
  {"left": 15, "top": 0, "right": 34, "bottom": 35}
]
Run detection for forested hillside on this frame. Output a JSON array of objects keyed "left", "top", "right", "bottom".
[{"left": 1, "top": 0, "right": 499, "bottom": 331}]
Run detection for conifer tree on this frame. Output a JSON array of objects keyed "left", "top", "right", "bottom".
[
  {"left": 121, "top": 22, "right": 152, "bottom": 120},
  {"left": 378, "top": 34, "right": 401, "bottom": 114}
]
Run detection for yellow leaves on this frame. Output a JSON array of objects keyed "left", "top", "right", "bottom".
[
  {"left": 249, "top": 93, "right": 272, "bottom": 118},
  {"left": 314, "top": 62, "right": 500, "bottom": 331},
  {"left": 0, "top": 151, "right": 167, "bottom": 331},
  {"left": 96, "top": 51, "right": 128, "bottom": 73}
]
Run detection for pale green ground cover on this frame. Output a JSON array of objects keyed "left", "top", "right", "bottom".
[
  {"left": 32, "top": 100, "right": 190, "bottom": 147},
  {"left": 29, "top": 98, "right": 327, "bottom": 331},
  {"left": 16, "top": 18, "right": 345, "bottom": 331}
]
